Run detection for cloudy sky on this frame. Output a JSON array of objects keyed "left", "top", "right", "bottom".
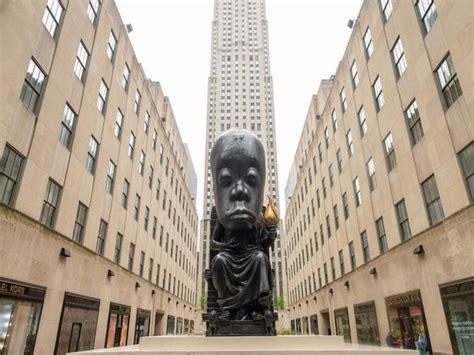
[{"left": 115, "top": 0, "right": 363, "bottom": 217}]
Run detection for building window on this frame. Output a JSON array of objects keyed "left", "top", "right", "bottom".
[
  {"left": 331, "top": 110, "right": 338, "bottom": 132},
  {"left": 128, "top": 243, "right": 135, "bottom": 271},
  {"left": 105, "top": 160, "right": 116, "bottom": 194},
  {"left": 87, "top": 0, "right": 100, "bottom": 25},
  {"left": 148, "top": 166, "right": 154, "bottom": 189},
  {"left": 363, "top": 28, "right": 374, "bottom": 59},
  {"left": 384, "top": 132, "right": 396, "bottom": 171},
  {"left": 20, "top": 59, "right": 46, "bottom": 113},
  {"left": 334, "top": 205, "right": 339, "bottom": 230},
  {"left": 376, "top": 217, "right": 388, "bottom": 254},
  {"left": 353, "top": 177, "right": 361, "bottom": 207},
  {"left": 361, "top": 231, "right": 370, "bottom": 263},
  {"left": 349, "top": 241, "right": 356, "bottom": 270},
  {"left": 128, "top": 132, "right": 135, "bottom": 158},
  {"left": 40, "top": 179, "right": 61, "bottom": 227},
  {"left": 42, "top": 0, "right": 63, "bottom": 38},
  {"left": 134, "top": 90, "right": 141, "bottom": 114},
  {"left": 436, "top": 54, "right": 463, "bottom": 109},
  {"left": 329, "top": 165, "right": 334, "bottom": 187},
  {"left": 74, "top": 41, "right": 89, "bottom": 81},
  {"left": 458, "top": 142, "right": 474, "bottom": 201},
  {"left": 86, "top": 136, "right": 99, "bottom": 174},
  {"left": 372, "top": 76, "right": 384, "bottom": 111},
  {"left": 380, "top": 0, "right": 393, "bottom": 21},
  {"left": 405, "top": 100, "right": 424, "bottom": 145},
  {"left": 367, "top": 158, "right": 376, "bottom": 192},
  {"left": 58, "top": 104, "right": 76, "bottom": 148},
  {"left": 416, "top": 0, "right": 438, "bottom": 33},
  {"left": 144, "top": 206, "right": 150, "bottom": 231},
  {"left": 144, "top": 111, "right": 150, "bottom": 133},
  {"left": 392, "top": 37, "right": 407, "bottom": 78},
  {"left": 152, "top": 129, "right": 157, "bottom": 149},
  {"left": 395, "top": 199, "right": 412, "bottom": 241},
  {"left": 96, "top": 219, "right": 107, "bottom": 255},
  {"left": 97, "top": 79, "right": 108, "bottom": 114},
  {"left": 0, "top": 146, "right": 24, "bottom": 205},
  {"left": 350, "top": 61, "right": 359, "bottom": 88},
  {"left": 139, "top": 151, "right": 145, "bottom": 175},
  {"left": 110, "top": 234, "right": 122, "bottom": 266},
  {"left": 343, "top": 192, "right": 349, "bottom": 219},
  {"left": 152, "top": 217, "right": 157, "bottom": 240},
  {"left": 106, "top": 30, "right": 117, "bottom": 61},
  {"left": 114, "top": 109, "right": 123, "bottom": 139},
  {"left": 122, "top": 63, "right": 130, "bottom": 91},
  {"left": 122, "top": 179, "right": 129, "bottom": 208},
  {"left": 324, "top": 127, "right": 329, "bottom": 148},
  {"left": 357, "top": 106, "right": 367, "bottom": 137},
  {"left": 330, "top": 257, "right": 336, "bottom": 280},
  {"left": 72, "top": 202, "right": 88, "bottom": 244},
  {"left": 134, "top": 194, "right": 141, "bottom": 221},
  {"left": 339, "top": 250, "right": 345, "bottom": 276},
  {"left": 346, "top": 130, "right": 354, "bottom": 156},
  {"left": 422, "top": 175, "right": 444, "bottom": 225},
  {"left": 138, "top": 251, "right": 145, "bottom": 277},
  {"left": 337, "top": 149, "right": 343, "bottom": 173},
  {"left": 340, "top": 87, "right": 347, "bottom": 113}
]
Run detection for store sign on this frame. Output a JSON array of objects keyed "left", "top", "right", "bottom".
[
  {"left": 386, "top": 292, "right": 421, "bottom": 307},
  {"left": 0, "top": 279, "right": 45, "bottom": 301},
  {"left": 64, "top": 293, "right": 100, "bottom": 310},
  {"left": 440, "top": 279, "right": 474, "bottom": 296}
]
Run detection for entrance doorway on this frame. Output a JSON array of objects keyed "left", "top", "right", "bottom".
[
  {"left": 154, "top": 312, "right": 164, "bottom": 335},
  {"left": 320, "top": 310, "right": 331, "bottom": 335}
]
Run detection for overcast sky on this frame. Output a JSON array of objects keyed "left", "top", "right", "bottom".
[{"left": 115, "top": 0, "right": 363, "bottom": 217}]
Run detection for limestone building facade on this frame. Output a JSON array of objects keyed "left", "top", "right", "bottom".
[
  {"left": 0, "top": 0, "right": 199, "bottom": 353},
  {"left": 284, "top": 0, "right": 473, "bottom": 353},
  {"left": 199, "top": 0, "right": 287, "bottom": 309}
]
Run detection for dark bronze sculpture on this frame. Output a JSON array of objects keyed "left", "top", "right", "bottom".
[{"left": 203, "top": 129, "right": 278, "bottom": 336}]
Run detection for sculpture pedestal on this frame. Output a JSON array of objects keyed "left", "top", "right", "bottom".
[{"left": 69, "top": 335, "right": 418, "bottom": 354}]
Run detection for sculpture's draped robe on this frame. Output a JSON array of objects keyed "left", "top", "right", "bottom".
[{"left": 211, "top": 227, "right": 272, "bottom": 311}]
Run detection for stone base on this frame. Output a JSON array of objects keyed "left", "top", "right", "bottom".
[{"left": 69, "top": 335, "right": 418, "bottom": 354}]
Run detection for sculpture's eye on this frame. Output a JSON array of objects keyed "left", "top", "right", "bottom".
[
  {"left": 218, "top": 170, "right": 233, "bottom": 187},
  {"left": 245, "top": 169, "right": 259, "bottom": 187}
]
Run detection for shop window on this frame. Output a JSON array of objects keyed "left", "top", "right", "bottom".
[
  {"left": 310, "top": 314, "right": 319, "bottom": 335},
  {"left": 440, "top": 278, "right": 474, "bottom": 354},
  {"left": 55, "top": 293, "right": 100, "bottom": 355},
  {"left": 354, "top": 302, "right": 380, "bottom": 345},
  {"left": 334, "top": 308, "right": 351, "bottom": 342},
  {"left": 0, "top": 279, "right": 45, "bottom": 354},
  {"left": 105, "top": 304, "right": 130, "bottom": 348},
  {"left": 386, "top": 291, "right": 431, "bottom": 352},
  {"left": 133, "top": 309, "right": 150, "bottom": 344},
  {"left": 166, "top": 315, "right": 175, "bottom": 335}
]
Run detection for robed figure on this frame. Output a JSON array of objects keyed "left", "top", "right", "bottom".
[{"left": 204, "top": 129, "right": 278, "bottom": 335}]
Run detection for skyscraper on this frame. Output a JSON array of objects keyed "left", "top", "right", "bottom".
[{"left": 200, "top": 0, "right": 286, "bottom": 306}]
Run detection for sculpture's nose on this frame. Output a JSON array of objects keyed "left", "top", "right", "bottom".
[{"left": 230, "top": 180, "right": 250, "bottom": 202}]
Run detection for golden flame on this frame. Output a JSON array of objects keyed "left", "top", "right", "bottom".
[{"left": 263, "top": 196, "right": 279, "bottom": 225}]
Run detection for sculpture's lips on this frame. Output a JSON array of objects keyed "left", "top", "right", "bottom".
[{"left": 227, "top": 209, "right": 255, "bottom": 220}]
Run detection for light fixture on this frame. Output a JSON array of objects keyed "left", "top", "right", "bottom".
[
  {"left": 413, "top": 245, "right": 424, "bottom": 255},
  {"left": 329, "top": 288, "right": 334, "bottom": 295},
  {"left": 151, "top": 290, "right": 155, "bottom": 296},
  {"left": 60, "top": 248, "right": 71, "bottom": 257},
  {"left": 135, "top": 282, "right": 140, "bottom": 289},
  {"left": 107, "top": 269, "right": 115, "bottom": 277},
  {"left": 370, "top": 267, "right": 377, "bottom": 276},
  {"left": 344, "top": 280, "right": 350, "bottom": 288},
  {"left": 347, "top": 19, "right": 355, "bottom": 29},
  {"left": 168, "top": 297, "right": 171, "bottom": 303},
  {"left": 125, "top": 24, "right": 133, "bottom": 33},
  {"left": 313, "top": 296, "right": 317, "bottom": 303}
]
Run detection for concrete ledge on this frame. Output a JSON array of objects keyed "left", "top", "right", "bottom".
[{"left": 69, "top": 335, "right": 418, "bottom": 354}]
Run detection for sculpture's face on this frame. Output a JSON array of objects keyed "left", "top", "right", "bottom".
[{"left": 211, "top": 130, "right": 266, "bottom": 230}]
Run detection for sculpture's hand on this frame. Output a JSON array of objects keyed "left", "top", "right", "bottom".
[{"left": 261, "top": 225, "right": 277, "bottom": 248}]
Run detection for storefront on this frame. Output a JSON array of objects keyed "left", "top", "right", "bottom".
[
  {"left": 385, "top": 290, "right": 430, "bottom": 353},
  {"left": 354, "top": 302, "right": 380, "bottom": 345},
  {"left": 54, "top": 293, "right": 100, "bottom": 354},
  {"left": 133, "top": 309, "right": 150, "bottom": 345},
  {"left": 105, "top": 303, "right": 130, "bottom": 348},
  {"left": 166, "top": 315, "right": 175, "bottom": 335},
  {"left": 440, "top": 278, "right": 474, "bottom": 354},
  {"left": 334, "top": 307, "right": 351, "bottom": 342},
  {"left": 295, "top": 318, "right": 302, "bottom": 334},
  {"left": 176, "top": 317, "right": 184, "bottom": 334},
  {"left": 0, "top": 278, "right": 45, "bottom": 354},
  {"left": 310, "top": 314, "right": 319, "bottom": 334},
  {"left": 302, "top": 316, "right": 309, "bottom": 335}
]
